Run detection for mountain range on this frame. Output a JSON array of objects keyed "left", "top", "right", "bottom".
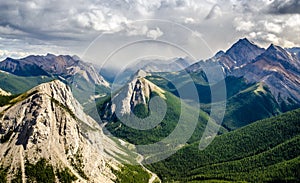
[
  {"left": 146, "top": 38, "right": 300, "bottom": 130},
  {"left": 0, "top": 37, "right": 300, "bottom": 182},
  {"left": 0, "top": 54, "right": 109, "bottom": 86},
  {"left": 100, "top": 57, "right": 192, "bottom": 84},
  {"left": 0, "top": 54, "right": 111, "bottom": 105},
  {"left": 187, "top": 38, "right": 300, "bottom": 104}
]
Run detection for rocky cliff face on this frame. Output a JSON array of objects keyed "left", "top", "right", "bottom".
[
  {"left": 0, "top": 80, "right": 123, "bottom": 182},
  {"left": 102, "top": 73, "right": 165, "bottom": 120}
]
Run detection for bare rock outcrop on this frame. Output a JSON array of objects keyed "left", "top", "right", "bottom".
[{"left": 0, "top": 80, "right": 122, "bottom": 182}]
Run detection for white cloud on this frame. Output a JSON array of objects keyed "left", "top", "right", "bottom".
[
  {"left": 134, "top": 0, "right": 163, "bottom": 16},
  {"left": 0, "top": 49, "right": 34, "bottom": 60},
  {"left": 71, "top": 5, "right": 130, "bottom": 33},
  {"left": 285, "top": 14, "right": 300, "bottom": 29},
  {"left": 264, "top": 21, "right": 283, "bottom": 34},
  {"left": 0, "top": 25, "right": 25, "bottom": 36},
  {"left": 264, "top": 33, "right": 280, "bottom": 44},
  {"left": 184, "top": 17, "right": 195, "bottom": 24},
  {"left": 146, "top": 27, "right": 163, "bottom": 40},
  {"left": 234, "top": 18, "right": 255, "bottom": 31},
  {"left": 126, "top": 24, "right": 149, "bottom": 36}
]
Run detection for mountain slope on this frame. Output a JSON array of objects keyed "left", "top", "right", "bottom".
[
  {"left": 97, "top": 73, "right": 226, "bottom": 153},
  {"left": 0, "top": 71, "right": 53, "bottom": 94},
  {"left": 146, "top": 73, "right": 282, "bottom": 130},
  {"left": 220, "top": 82, "right": 281, "bottom": 130},
  {"left": 147, "top": 108, "right": 300, "bottom": 182},
  {"left": 0, "top": 80, "right": 137, "bottom": 182},
  {"left": 175, "top": 38, "right": 300, "bottom": 129},
  {"left": 0, "top": 54, "right": 111, "bottom": 106},
  {"left": 233, "top": 44, "right": 300, "bottom": 106}
]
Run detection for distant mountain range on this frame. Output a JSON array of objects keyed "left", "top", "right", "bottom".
[
  {"left": 100, "top": 57, "right": 192, "bottom": 84},
  {"left": 0, "top": 54, "right": 109, "bottom": 86},
  {"left": 0, "top": 54, "right": 111, "bottom": 105},
  {"left": 0, "top": 38, "right": 298, "bottom": 130}
]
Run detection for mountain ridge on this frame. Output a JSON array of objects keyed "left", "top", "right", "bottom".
[
  {"left": 225, "top": 38, "right": 265, "bottom": 66},
  {"left": 232, "top": 42, "right": 300, "bottom": 104},
  {"left": 0, "top": 54, "right": 109, "bottom": 87},
  {"left": 185, "top": 38, "right": 300, "bottom": 105}
]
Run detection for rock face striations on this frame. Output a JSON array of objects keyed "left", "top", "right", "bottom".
[
  {"left": 0, "top": 80, "right": 123, "bottom": 182},
  {"left": 225, "top": 38, "right": 265, "bottom": 67},
  {"left": 232, "top": 44, "right": 300, "bottom": 104},
  {"left": 102, "top": 72, "right": 165, "bottom": 120}
]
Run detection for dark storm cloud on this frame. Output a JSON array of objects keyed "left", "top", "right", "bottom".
[{"left": 267, "top": 0, "right": 300, "bottom": 14}]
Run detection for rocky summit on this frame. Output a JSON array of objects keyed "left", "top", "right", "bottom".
[
  {"left": 102, "top": 74, "right": 165, "bottom": 120},
  {"left": 0, "top": 80, "right": 124, "bottom": 182}
]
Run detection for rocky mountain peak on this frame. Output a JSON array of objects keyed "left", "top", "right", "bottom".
[
  {"left": 232, "top": 42, "right": 300, "bottom": 104},
  {"left": 132, "top": 69, "right": 148, "bottom": 79},
  {"left": 236, "top": 38, "right": 252, "bottom": 45},
  {"left": 103, "top": 77, "right": 165, "bottom": 119},
  {"left": 264, "top": 44, "right": 296, "bottom": 62},
  {"left": 45, "top": 53, "right": 56, "bottom": 57},
  {"left": 0, "top": 80, "right": 124, "bottom": 182},
  {"left": 32, "top": 80, "right": 84, "bottom": 117},
  {"left": 71, "top": 55, "right": 81, "bottom": 61},
  {"left": 225, "top": 38, "right": 265, "bottom": 66},
  {"left": 214, "top": 50, "right": 225, "bottom": 58}
]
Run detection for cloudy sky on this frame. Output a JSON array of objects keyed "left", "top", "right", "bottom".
[{"left": 0, "top": 0, "right": 300, "bottom": 66}]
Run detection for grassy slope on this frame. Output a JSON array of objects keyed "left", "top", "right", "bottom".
[
  {"left": 221, "top": 83, "right": 281, "bottom": 130},
  {"left": 147, "top": 74, "right": 283, "bottom": 131},
  {"left": 0, "top": 72, "right": 110, "bottom": 107},
  {"left": 0, "top": 72, "right": 53, "bottom": 94},
  {"left": 146, "top": 108, "right": 300, "bottom": 182},
  {"left": 104, "top": 90, "right": 226, "bottom": 146},
  {"left": 70, "top": 73, "right": 110, "bottom": 105}
]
